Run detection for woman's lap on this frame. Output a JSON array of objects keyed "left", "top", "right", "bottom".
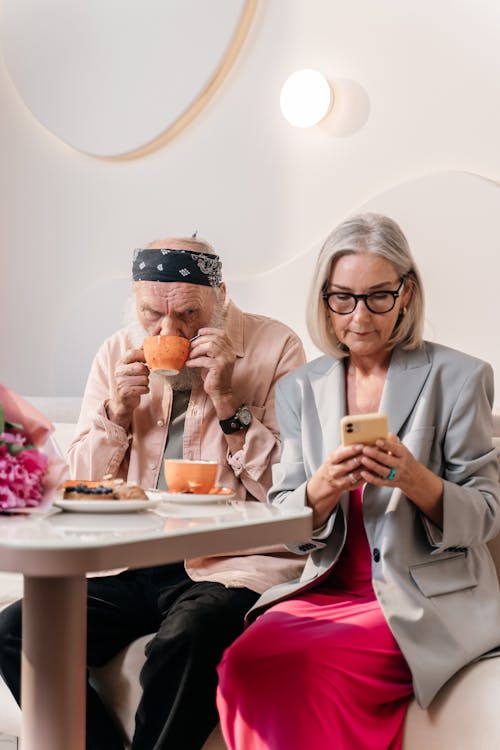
[{"left": 217, "top": 592, "right": 413, "bottom": 750}]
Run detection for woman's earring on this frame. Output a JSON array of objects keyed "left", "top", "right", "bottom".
[{"left": 401, "top": 306, "right": 407, "bottom": 316}]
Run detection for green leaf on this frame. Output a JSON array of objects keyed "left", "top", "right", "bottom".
[
  {"left": 8, "top": 443, "right": 25, "bottom": 456},
  {"left": 0, "top": 404, "right": 4, "bottom": 434}
]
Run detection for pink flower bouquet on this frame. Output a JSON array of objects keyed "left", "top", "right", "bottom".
[{"left": 0, "top": 384, "right": 68, "bottom": 512}]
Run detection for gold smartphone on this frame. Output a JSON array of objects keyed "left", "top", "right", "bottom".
[{"left": 340, "top": 413, "right": 389, "bottom": 446}]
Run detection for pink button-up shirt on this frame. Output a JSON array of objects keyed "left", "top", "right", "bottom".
[{"left": 68, "top": 300, "right": 307, "bottom": 593}]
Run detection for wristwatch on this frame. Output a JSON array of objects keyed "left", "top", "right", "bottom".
[{"left": 219, "top": 405, "right": 253, "bottom": 434}]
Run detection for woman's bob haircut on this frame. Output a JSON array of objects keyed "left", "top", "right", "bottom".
[{"left": 306, "top": 213, "right": 425, "bottom": 358}]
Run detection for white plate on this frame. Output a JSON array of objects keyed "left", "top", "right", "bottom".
[
  {"left": 54, "top": 493, "right": 162, "bottom": 514},
  {"left": 151, "top": 489, "right": 236, "bottom": 505}
]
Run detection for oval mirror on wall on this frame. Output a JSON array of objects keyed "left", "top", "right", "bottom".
[{"left": 0, "top": 0, "right": 254, "bottom": 158}]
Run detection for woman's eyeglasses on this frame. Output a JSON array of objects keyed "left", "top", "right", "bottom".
[{"left": 322, "top": 277, "right": 406, "bottom": 315}]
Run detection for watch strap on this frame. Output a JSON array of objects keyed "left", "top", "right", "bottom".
[{"left": 219, "top": 405, "right": 252, "bottom": 434}]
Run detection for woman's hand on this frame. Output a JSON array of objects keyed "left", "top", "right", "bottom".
[
  {"left": 358, "top": 433, "right": 416, "bottom": 489},
  {"left": 306, "top": 444, "right": 364, "bottom": 528},
  {"left": 359, "top": 433, "right": 444, "bottom": 526},
  {"left": 106, "top": 348, "right": 150, "bottom": 430}
]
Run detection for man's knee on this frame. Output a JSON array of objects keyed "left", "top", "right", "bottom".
[
  {"left": 0, "top": 601, "right": 22, "bottom": 647},
  {"left": 148, "top": 590, "right": 250, "bottom": 661},
  {"left": 0, "top": 600, "right": 23, "bottom": 681}
]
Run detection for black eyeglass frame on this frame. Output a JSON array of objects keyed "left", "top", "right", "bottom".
[{"left": 322, "top": 276, "right": 407, "bottom": 315}]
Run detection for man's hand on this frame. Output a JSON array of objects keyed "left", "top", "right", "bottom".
[
  {"left": 106, "top": 348, "right": 150, "bottom": 430},
  {"left": 187, "top": 328, "right": 237, "bottom": 415}
]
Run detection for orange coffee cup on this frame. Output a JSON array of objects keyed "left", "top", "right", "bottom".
[
  {"left": 164, "top": 459, "right": 218, "bottom": 494},
  {"left": 143, "top": 335, "right": 190, "bottom": 376}
]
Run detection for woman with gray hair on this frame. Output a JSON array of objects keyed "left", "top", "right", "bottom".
[{"left": 216, "top": 213, "right": 500, "bottom": 749}]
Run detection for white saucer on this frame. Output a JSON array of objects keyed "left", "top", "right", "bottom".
[{"left": 54, "top": 493, "right": 163, "bottom": 514}]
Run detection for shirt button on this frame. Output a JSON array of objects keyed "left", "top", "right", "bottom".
[
  {"left": 373, "top": 548, "right": 380, "bottom": 563},
  {"left": 157, "top": 419, "right": 164, "bottom": 427}
]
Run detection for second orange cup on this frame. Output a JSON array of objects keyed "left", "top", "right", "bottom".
[{"left": 164, "top": 459, "right": 219, "bottom": 494}]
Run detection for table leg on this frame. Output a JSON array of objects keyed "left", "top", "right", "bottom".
[{"left": 21, "top": 575, "right": 87, "bottom": 750}]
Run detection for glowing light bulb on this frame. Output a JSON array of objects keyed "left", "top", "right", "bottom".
[{"left": 280, "top": 69, "right": 332, "bottom": 128}]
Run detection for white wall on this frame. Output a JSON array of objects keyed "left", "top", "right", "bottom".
[{"left": 1, "top": 0, "right": 499, "bottom": 407}]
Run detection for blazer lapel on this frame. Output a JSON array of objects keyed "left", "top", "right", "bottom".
[
  {"left": 308, "top": 347, "right": 432, "bottom": 442},
  {"left": 309, "top": 356, "right": 347, "bottom": 452},
  {"left": 380, "top": 345, "right": 432, "bottom": 436}
]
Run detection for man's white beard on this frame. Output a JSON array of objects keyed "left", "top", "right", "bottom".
[{"left": 124, "top": 293, "right": 227, "bottom": 392}]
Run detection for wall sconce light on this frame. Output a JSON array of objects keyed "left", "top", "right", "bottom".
[{"left": 280, "top": 69, "right": 333, "bottom": 128}]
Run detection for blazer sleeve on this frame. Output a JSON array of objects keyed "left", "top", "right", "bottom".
[
  {"left": 269, "top": 371, "right": 339, "bottom": 549},
  {"left": 422, "top": 359, "right": 500, "bottom": 550}
]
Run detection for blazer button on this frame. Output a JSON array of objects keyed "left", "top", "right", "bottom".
[{"left": 373, "top": 548, "right": 380, "bottom": 563}]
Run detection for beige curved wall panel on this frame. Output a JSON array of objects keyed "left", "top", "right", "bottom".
[
  {"left": 227, "top": 171, "right": 500, "bottom": 408},
  {"left": 0, "top": 0, "right": 255, "bottom": 158}
]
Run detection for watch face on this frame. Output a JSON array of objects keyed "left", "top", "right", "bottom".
[{"left": 237, "top": 406, "right": 252, "bottom": 426}]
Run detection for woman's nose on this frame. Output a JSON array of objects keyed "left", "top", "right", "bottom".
[{"left": 352, "top": 299, "right": 371, "bottom": 320}]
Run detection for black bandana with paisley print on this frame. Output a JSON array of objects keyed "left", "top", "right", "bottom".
[{"left": 132, "top": 248, "right": 222, "bottom": 287}]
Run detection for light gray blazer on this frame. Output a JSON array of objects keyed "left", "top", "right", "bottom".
[{"left": 248, "top": 341, "right": 500, "bottom": 708}]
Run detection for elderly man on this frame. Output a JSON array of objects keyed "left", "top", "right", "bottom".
[{"left": 0, "top": 237, "right": 306, "bottom": 750}]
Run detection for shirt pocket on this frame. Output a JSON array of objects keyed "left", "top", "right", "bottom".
[{"left": 409, "top": 552, "right": 477, "bottom": 597}]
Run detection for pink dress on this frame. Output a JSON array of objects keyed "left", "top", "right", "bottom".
[{"left": 216, "top": 488, "right": 414, "bottom": 750}]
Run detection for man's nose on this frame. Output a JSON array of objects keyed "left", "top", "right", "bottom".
[{"left": 159, "top": 317, "right": 181, "bottom": 336}]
